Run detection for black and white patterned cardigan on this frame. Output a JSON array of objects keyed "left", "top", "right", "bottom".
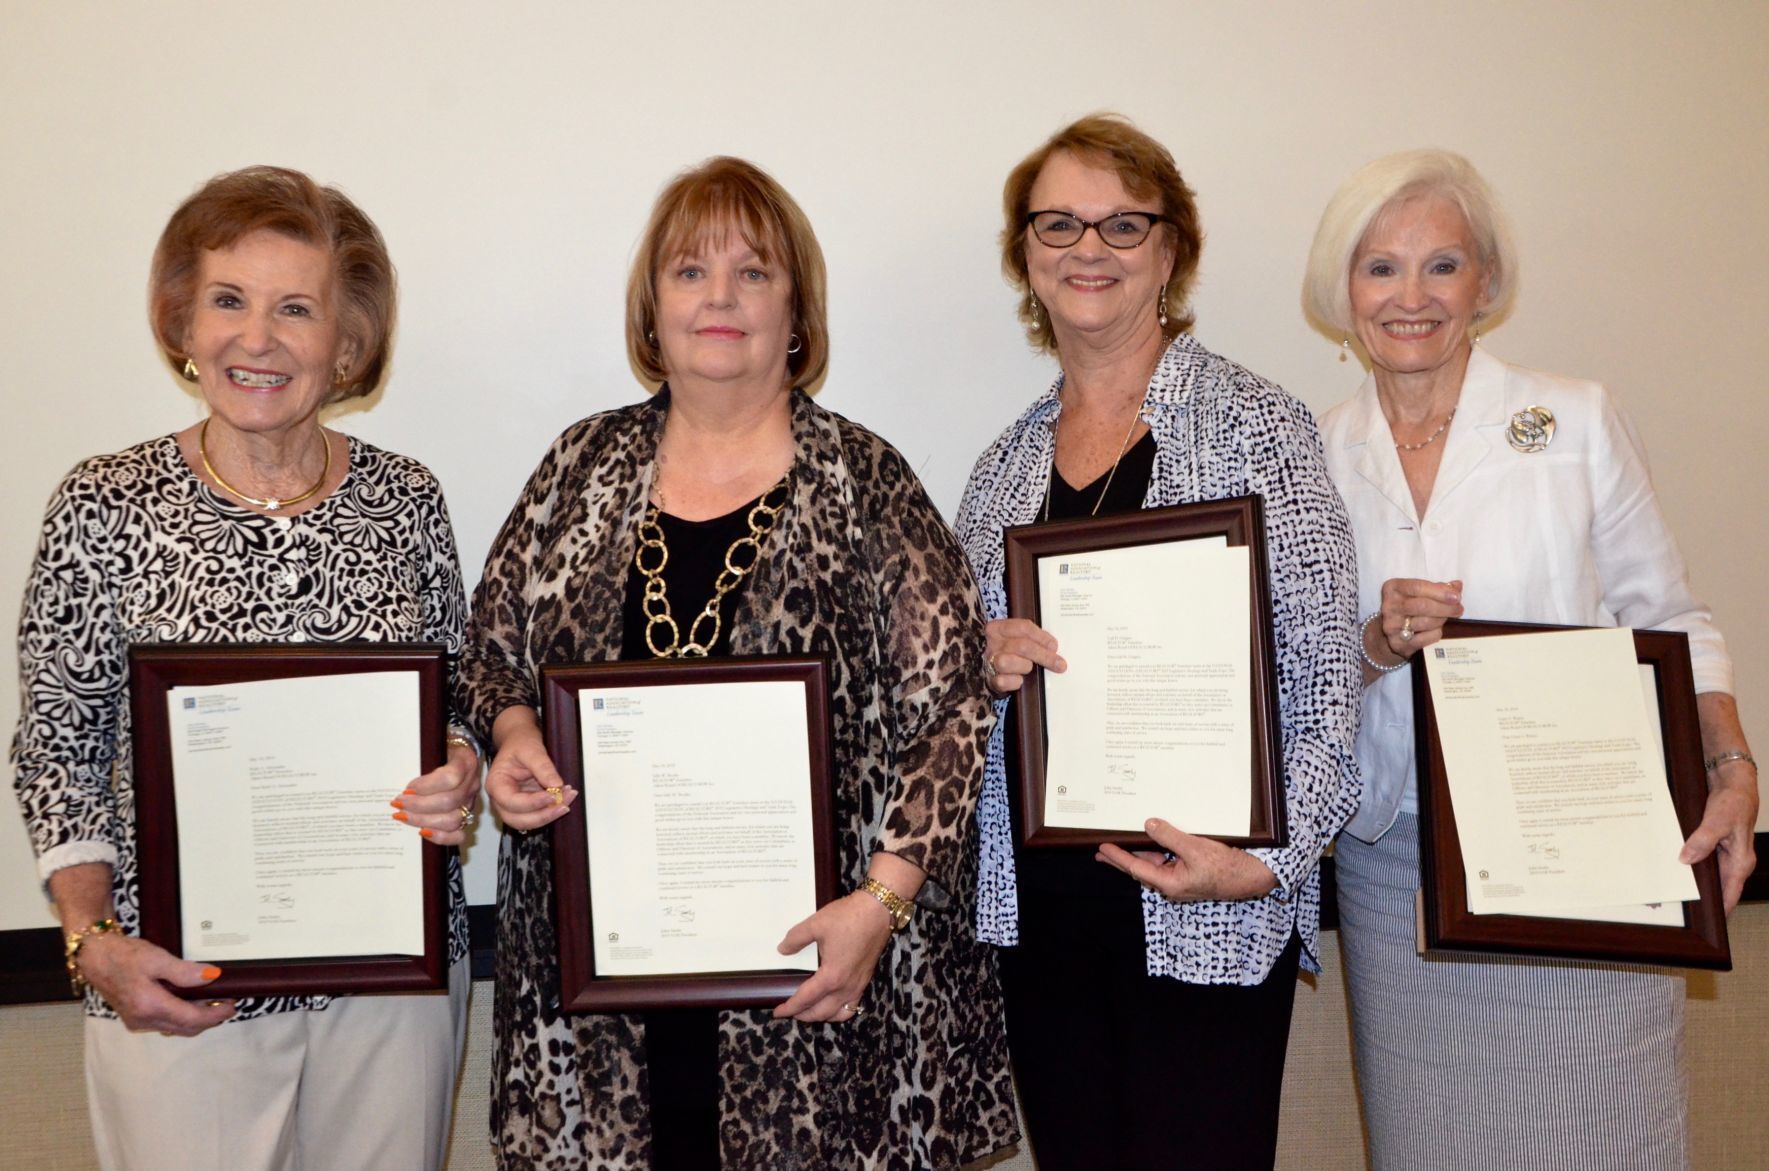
[
  {"left": 954, "top": 332, "right": 1363, "bottom": 983},
  {"left": 10, "top": 434, "right": 470, "bottom": 1020}
]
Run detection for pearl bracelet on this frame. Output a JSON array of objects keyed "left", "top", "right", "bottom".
[{"left": 1359, "top": 612, "right": 1407, "bottom": 674}]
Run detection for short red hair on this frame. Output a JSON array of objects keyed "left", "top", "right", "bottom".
[
  {"left": 625, "top": 157, "right": 829, "bottom": 392},
  {"left": 149, "top": 166, "right": 397, "bottom": 400}
]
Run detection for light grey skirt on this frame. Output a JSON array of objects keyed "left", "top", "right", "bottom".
[{"left": 1335, "top": 814, "right": 1689, "bottom": 1171}]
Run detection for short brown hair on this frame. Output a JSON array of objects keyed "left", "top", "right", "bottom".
[
  {"left": 149, "top": 166, "right": 397, "bottom": 400},
  {"left": 626, "top": 157, "right": 829, "bottom": 392},
  {"left": 1000, "top": 114, "right": 1204, "bottom": 353}
]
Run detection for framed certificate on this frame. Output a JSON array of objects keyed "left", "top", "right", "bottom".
[
  {"left": 542, "top": 657, "right": 838, "bottom": 1012},
  {"left": 1413, "top": 619, "right": 1730, "bottom": 969},
  {"left": 129, "top": 643, "right": 450, "bottom": 997},
  {"left": 1003, "top": 495, "right": 1286, "bottom": 850}
]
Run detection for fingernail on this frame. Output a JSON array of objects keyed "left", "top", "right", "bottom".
[
  {"left": 201, "top": 966, "right": 221, "bottom": 980},
  {"left": 1146, "top": 818, "right": 1161, "bottom": 831},
  {"left": 400, "top": 787, "right": 416, "bottom": 796},
  {"left": 392, "top": 811, "right": 409, "bottom": 822},
  {"left": 420, "top": 828, "right": 435, "bottom": 838},
  {"left": 389, "top": 798, "right": 404, "bottom": 810}
]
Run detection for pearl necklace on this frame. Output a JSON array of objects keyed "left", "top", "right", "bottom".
[{"left": 1394, "top": 407, "right": 1456, "bottom": 453}]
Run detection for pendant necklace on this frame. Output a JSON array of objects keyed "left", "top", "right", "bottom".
[{"left": 1042, "top": 374, "right": 1154, "bottom": 523}]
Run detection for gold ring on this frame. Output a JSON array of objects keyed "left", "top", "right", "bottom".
[
  {"left": 546, "top": 786, "right": 564, "bottom": 806},
  {"left": 457, "top": 805, "right": 472, "bottom": 830}
]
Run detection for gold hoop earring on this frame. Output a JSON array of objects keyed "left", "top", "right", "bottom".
[{"left": 183, "top": 357, "right": 199, "bottom": 381}]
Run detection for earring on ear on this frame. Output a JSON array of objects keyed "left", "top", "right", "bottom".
[
  {"left": 1158, "top": 291, "right": 1169, "bottom": 330},
  {"left": 1472, "top": 312, "right": 1483, "bottom": 345},
  {"left": 1028, "top": 293, "right": 1040, "bottom": 327},
  {"left": 333, "top": 362, "right": 350, "bottom": 385},
  {"left": 1339, "top": 335, "right": 1351, "bottom": 363},
  {"left": 647, "top": 330, "right": 657, "bottom": 344},
  {"left": 786, "top": 334, "right": 803, "bottom": 355},
  {"left": 183, "top": 357, "right": 199, "bottom": 380}
]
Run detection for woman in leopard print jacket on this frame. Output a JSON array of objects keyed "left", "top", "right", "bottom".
[{"left": 459, "top": 157, "right": 1017, "bottom": 1170}]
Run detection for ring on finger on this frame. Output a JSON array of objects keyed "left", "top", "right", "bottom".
[
  {"left": 1400, "top": 616, "right": 1414, "bottom": 642},
  {"left": 457, "top": 805, "right": 473, "bottom": 830},
  {"left": 545, "top": 786, "right": 564, "bottom": 806}
]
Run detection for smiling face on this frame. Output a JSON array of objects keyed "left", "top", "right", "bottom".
[
  {"left": 653, "top": 229, "right": 794, "bottom": 391},
  {"left": 184, "top": 229, "right": 347, "bottom": 441},
  {"left": 1024, "top": 150, "right": 1175, "bottom": 351},
  {"left": 1349, "top": 194, "right": 1491, "bottom": 382}
]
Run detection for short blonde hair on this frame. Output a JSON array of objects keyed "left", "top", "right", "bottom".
[
  {"left": 625, "top": 157, "right": 829, "bottom": 392},
  {"left": 1302, "top": 149, "right": 1518, "bottom": 335},
  {"left": 149, "top": 166, "right": 396, "bottom": 401},
  {"left": 1000, "top": 113, "right": 1204, "bottom": 353}
]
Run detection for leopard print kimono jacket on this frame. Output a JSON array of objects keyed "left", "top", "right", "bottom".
[{"left": 459, "top": 389, "right": 1018, "bottom": 1170}]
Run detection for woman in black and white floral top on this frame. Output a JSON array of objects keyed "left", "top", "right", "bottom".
[{"left": 10, "top": 166, "right": 476, "bottom": 1171}]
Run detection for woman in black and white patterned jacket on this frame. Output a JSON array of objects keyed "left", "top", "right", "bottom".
[
  {"left": 954, "top": 114, "right": 1363, "bottom": 1170},
  {"left": 10, "top": 166, "right": 477, "bottom": 1171}
]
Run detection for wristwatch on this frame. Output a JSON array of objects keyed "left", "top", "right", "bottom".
[{"left": 859, "top": 877, "right": 913, "bottom": 932}]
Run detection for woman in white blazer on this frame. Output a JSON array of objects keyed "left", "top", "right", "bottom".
[{"left": 1304, "top": 149, "right": 1757, "bottom": 1170}]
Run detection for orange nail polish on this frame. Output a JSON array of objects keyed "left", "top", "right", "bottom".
[
  {"left": 392, "top": 811, "right": 409, "bottom": 822},
  {"left": 401, "top": 787, "right": 416, "bottom": 796},
  {"left": 201, "top": 966, "right": 222, "bottom": 980},
  {"left": 419, "top": 828, "right": 435, "bottom": 838},
  {"left": 389, "top": 798, "right": 404, "bottom": 810}
]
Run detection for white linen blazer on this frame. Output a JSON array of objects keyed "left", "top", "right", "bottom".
[{"left": 1319, "top": 346, "right": 1732, "bottom": 843}]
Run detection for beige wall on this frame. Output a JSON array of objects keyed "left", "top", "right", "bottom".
[
  {"left": 3, "top": 0, "right": 1767, "bottom": 926},
  {"left": 2, "top": 2, "right": 1766, "bottom": 1163},
  {"left": 5, "top": 906, "right": 1768, "bottom": 1168}
]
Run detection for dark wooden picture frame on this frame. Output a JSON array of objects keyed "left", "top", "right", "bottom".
[
  {"left": 1412, "top": 619, "right": 1730, "bottom": 969},
  {"left": 1002, "top": 495, "right": 1287, "bottom": 850},
  {"left": 542, "top": 656, "right": 838, "bottom": 1011},
  {"left": 129, "top": 643, "right": 450, "bottom": 997}
]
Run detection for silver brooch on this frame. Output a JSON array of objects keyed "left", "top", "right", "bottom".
[{"left": 1506, "top": 405, "right": 1555, "bottom": 453}]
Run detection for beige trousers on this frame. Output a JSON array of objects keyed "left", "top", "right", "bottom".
[{"left": 85, "top": 958, "right": 470, "bottom": 1171}]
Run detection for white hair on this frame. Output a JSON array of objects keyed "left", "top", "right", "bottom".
[{"left": 1301, "top": 149, "right": 1519, "bottom": 336}]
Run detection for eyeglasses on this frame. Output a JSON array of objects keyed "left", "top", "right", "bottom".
[{"left": 1026, "top": 210, "right": 1167, "bottom": 249}]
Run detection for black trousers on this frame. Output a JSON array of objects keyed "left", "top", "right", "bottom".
[
  {"left": 997, "top": 884, "right": 1302, "bottom": 1170},
  {"left": 643, "top": 1007, "right": 720, "bottom": 1170}
]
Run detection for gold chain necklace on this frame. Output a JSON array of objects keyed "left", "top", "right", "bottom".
[
  {"left": 636, "top": 473, "right": 792, "bottom": 657},
  {"left": 1394, "top": 407, "right": 1456, "bottom": 453},
  {"left": 1042, "top": 379, "right": 1153, "bottom": 523},
  {"left": 199, "top": 418, "right": 332, "bottom": 511}
]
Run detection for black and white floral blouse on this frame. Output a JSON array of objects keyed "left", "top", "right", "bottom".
[
  {"left": 955, "top": 333, "right": 1363, "bottom": 984},
  {"left": 10, "top": 433, "right": 470, "bottom": 1020}
]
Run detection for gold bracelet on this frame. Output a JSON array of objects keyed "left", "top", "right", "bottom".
[
  {"left": 859, "top": 877, "right": 914, "bottom": 932},
  {"left": 64, "top": 918, "right": 121, "bottom": 996},
  {"left": 1704, "top": 750, "right": 1757, "bottom": 773},
  {"left": 445, "top": 733, "right": 479, "bottom": 760}
]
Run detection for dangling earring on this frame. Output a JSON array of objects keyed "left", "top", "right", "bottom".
[
  {"left": 183, "top": 357, "right": 199, "bottom": 380},
  {"left": 1028, "top": 293, "right": 1040, "bottom": 327},
  {"left": 1339, "top": 335, "right": 1351, "bottom": 363},
  {"left": 1472, "top": 312, "right": 1483, "bottom": 345},
  {"left": 1158, "top": 291, "right": 1169, "bottom": 330},
  {"left": 786, "top": 333, "right": 803, "bottom": 355}
]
